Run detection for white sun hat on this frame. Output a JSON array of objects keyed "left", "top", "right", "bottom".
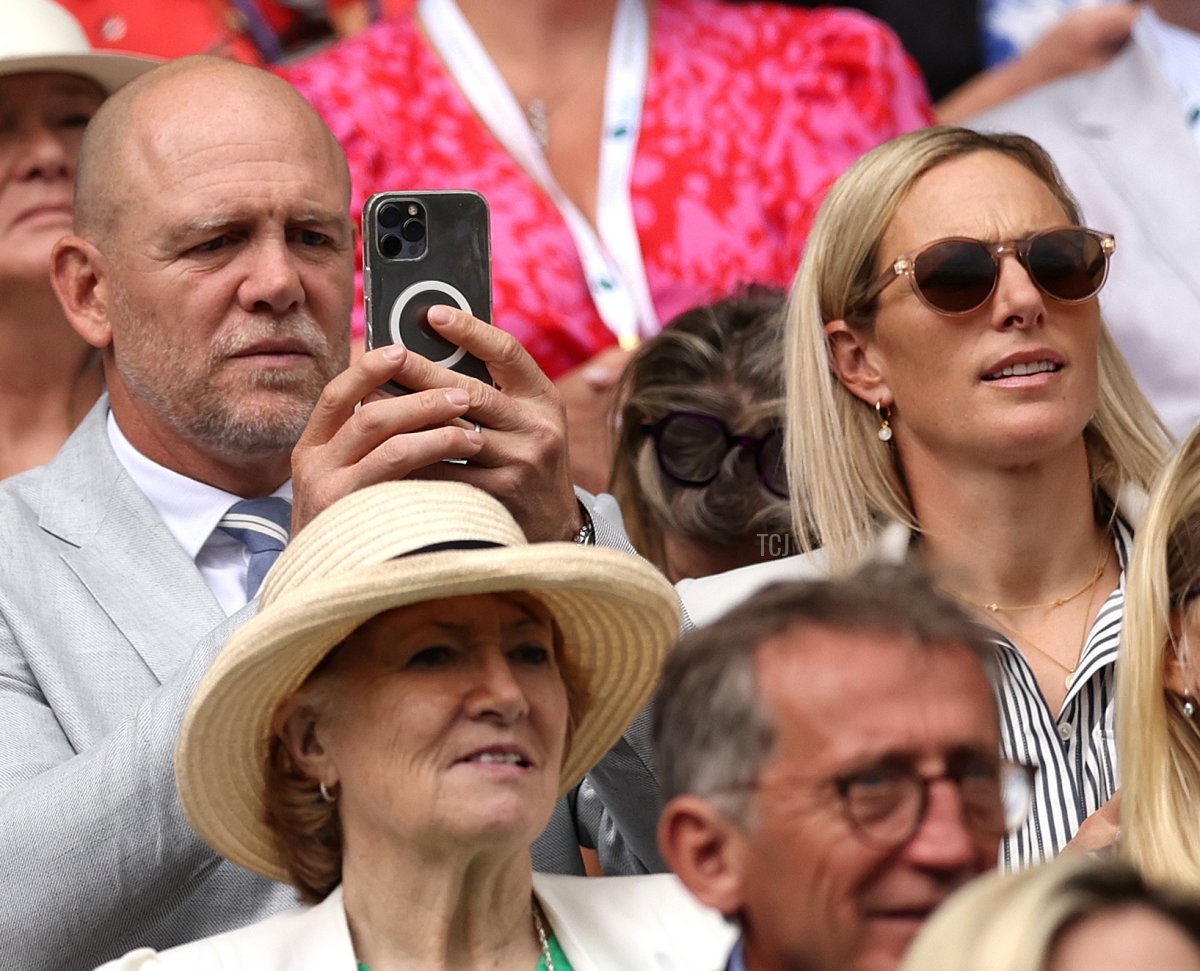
[{"left": 0, "top": 0, "right": 159, "bottom": 93}]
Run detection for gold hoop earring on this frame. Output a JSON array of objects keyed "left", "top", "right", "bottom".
[{"left": 876, "top": 401, "right": 893, "bottom": 443}]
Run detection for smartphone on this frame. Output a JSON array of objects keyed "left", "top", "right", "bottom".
[{"left": 362, "top": 190, "right": 493, "bottom": 394}]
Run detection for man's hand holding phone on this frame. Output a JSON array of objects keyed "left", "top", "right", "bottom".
[
  {"left": 291, "top": 305, "right": 582, "bottom": 545},
  {"left": 362, "top": 190, "right": 493, "bottom": 394}
]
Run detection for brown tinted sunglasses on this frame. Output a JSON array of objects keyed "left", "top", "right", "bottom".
[{"left": 862, "top": 227, "right": 1116, "bottom": 316}]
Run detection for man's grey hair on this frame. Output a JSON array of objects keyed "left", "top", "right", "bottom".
[{"left": 651, "top": 562, "right": 998, "bottom": 824}]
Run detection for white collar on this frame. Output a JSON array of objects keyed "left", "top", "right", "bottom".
[{"left": 106, "top": 409, "right": 292, "bottom": 561}]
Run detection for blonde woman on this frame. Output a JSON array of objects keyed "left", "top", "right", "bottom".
[
  {"left": 677, "top": 126, "right": 1170, "bottom": 868},
  {"left": 1119, "top": 423, "right": 1200, "bottom": 888},
  {"left": 900, "top": 855, "right": 1200, "bottom": 971}
]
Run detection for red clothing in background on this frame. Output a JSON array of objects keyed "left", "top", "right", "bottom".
[
  {"left": 280, "top": 0, "right": 931, "bottom": 378},
  {"left": 59, "top": 0, "right": 303, "bottom": 63}
]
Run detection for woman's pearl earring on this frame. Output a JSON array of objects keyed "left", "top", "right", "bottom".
[{"left": 876, "top": 401, "right": 893, "bottom": 443}]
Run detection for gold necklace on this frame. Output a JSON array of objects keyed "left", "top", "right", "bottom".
[
  {"left": 533, "top": 898, "right": 556, "bottom": 971},
  {"left": 987, "top": 612, "right": 1088, "bottom": 691},
  {"left": 956, "top": 545, "right": 1111, "bottom": 614},
  {"left": 980, "top": 546, "right": 1111, "bottom": 692}
]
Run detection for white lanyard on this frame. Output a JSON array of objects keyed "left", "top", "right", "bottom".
[{"left": 418, "top": 0, "right": 657, "bottom": 350}]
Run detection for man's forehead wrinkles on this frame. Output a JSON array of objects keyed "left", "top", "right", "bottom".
[
  {"left": 135, "top": 154, "right": 342, "bottom": 209},
  {"left": 762, "top": 642, "right": 996, "bottom": 766},
  {"left": 141, "top": 138, "right": 325, "bottom": 174}
]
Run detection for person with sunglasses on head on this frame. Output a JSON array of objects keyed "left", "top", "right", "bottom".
[
  {"left": 607, "top": 285, "right": 794, "bottom": 582},
  {"left": 677, "top": 125, "right": 1170, "bottom": 870}
]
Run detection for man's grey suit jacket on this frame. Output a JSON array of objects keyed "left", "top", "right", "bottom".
[
  {"left": 971, "top": 25, "right": 1200, "bottom": 438},
  {"left": 0, "top": 398, "right": 665, "bottom": 971}
]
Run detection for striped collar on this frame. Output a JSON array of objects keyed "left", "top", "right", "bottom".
[{"left": 990, "top": 515, "right": 1131, "bottom": 868}]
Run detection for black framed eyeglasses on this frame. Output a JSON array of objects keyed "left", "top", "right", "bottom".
[
  {"left": 639, "top": 411, "right": 787, "bottom": 499},
  {"left": 862, "top": 226, "right": 1115, "bottom": 316},
  {"left": 832, "top": 754, "right": 1037, "bottom": 850}
]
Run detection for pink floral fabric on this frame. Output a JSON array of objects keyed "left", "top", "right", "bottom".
[{"left": 279, "top": 0, "right": 931, "bottom": 379}]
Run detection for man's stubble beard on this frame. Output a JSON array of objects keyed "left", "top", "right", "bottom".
[{"left": 110, "top": 283, "right": 348, "bottom": 459}]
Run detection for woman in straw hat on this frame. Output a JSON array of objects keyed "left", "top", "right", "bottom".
[
  {"left": 676, "top": 126, "right": 1170, "bottom": 869},
  {"left": 99, "top": 479, "right": 733, "bottom": 970},
  {"left": 1117, "top": 423, "right": 1200, "bottom": 892},
  {"left": 0, "top": 0, "right": 155, "bottom": 478}
]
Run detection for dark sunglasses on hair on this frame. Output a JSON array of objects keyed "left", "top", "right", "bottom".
[
  {"left": 862, "top": 227, "right": 1116, "bottom": 316},
  {"left": 639, "top": 411, "right": 787, "bottom": 499}
]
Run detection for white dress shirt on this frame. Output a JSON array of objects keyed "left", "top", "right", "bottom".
[{"left": 106, "top": 413, "right": 292, "bottom": 616}]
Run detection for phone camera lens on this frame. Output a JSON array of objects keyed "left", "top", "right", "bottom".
[
  {"left": 401, "top": 217, "right": 425, "bottom": 242},
  {"left": 379, "top": 234, "right": 403, "bottom": 259},
  {"left": 378, "top": 204, "right": 402, "bottom": 229}
]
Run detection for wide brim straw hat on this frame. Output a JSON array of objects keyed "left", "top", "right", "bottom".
[
  {"left": 1, "top": 0, "right": 159, "bottom": 93},
  {"left": 177, "top": 480, "right": 683, "bottom": 883}
]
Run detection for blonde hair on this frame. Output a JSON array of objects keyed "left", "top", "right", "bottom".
[
  {"left": 608, "top": 285, "right": 793, "bottom": 572},
  {"left": 1120, "top": 423, "right": 1200, "bottom": 890},
  {"left": 785, "top": 126, "right": 1168, "bottom": 571},
  {"left": 900, "top": 855, "right": 1200, "bottom": 971}
]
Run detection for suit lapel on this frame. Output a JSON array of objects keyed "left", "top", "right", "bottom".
[
  {"left": 1077, "top": 36, "right": 1200, "bottom": 302},
  {"left": 38, "top": 399, "right": 224, "bottom": 683}
]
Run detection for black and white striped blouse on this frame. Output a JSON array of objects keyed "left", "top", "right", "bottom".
[
  {"left": 993, "top": 518, "right": 1130, "bottom": 870},
  {"left": 676, "top": 503, "right": 1137, "bottom": 871}
]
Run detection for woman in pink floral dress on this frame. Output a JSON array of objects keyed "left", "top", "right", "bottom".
[{"left": 279, "top": 0, "right": 931, "bottom": 489}]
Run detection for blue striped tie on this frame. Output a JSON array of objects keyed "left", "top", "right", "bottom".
[{"left": 217, "top": 497, "right": 292, "bottom": 599}]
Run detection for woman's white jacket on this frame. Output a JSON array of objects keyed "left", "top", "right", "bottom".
[{"left": 95, "top": 873, "right": 736, "bottom": 971}]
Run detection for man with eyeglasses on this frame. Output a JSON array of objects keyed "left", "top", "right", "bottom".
[{"left": 654, "top": 563, "right": 1031, "bottom": 971}]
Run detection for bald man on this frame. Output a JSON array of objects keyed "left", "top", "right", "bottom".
[{"left": 0, "top": 56, "right": 642, "bottom": 970}]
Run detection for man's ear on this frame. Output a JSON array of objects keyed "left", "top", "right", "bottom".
[
  {"left": 825, "top": 318, "right": 892, "bottom": 407},
  {"left": 658, "top": 795, "right": 748, "bottom": 918},
  {"left": 51, "top": 234, "right": 114, "bottom": 350},
  {"left": 274, "top": 696, "right": 337, "bottom": 786}
]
